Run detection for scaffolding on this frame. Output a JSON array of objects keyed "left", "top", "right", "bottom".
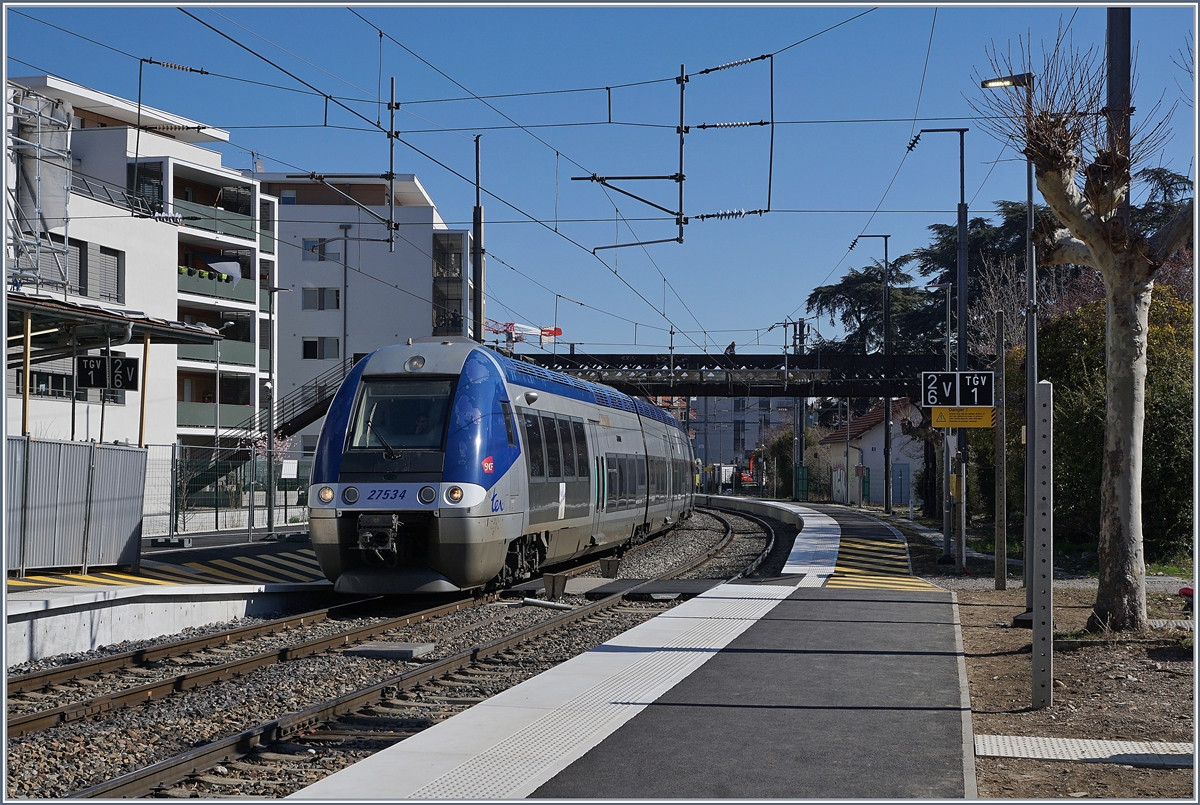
[{"left": 6, "top": 82, "right": 73, "bottom": 292}]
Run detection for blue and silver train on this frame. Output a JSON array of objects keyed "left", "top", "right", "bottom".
[{"left": 308, "top": 337, "right": 695, "bottom": 594}]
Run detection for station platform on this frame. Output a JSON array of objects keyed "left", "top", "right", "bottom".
[
  {"left": 5, "top": 534, "right": 332, "bottom": 666},
  {"left": 294, "top": 503, "right": 977, "bottom": 799}
]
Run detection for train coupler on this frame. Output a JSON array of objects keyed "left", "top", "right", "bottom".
[{"left": 357, "top": 513, "right": 401, "bottom": 555}]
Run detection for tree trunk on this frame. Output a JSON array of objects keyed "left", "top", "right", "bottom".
[{"left": 1088, "top": 270, "right": 1153, "bottom": 631}]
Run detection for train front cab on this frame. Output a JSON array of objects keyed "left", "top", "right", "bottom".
[{"left": 309, "top": 345, "right": 525, "bottom": 593}]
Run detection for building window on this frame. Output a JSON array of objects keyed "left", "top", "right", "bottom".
[
  {"left": 301, "top": 287, "right": 340, "bottom": 310},
  {"left": 301, "top": 238, "right": 340, "bottom": 263},
  {"left": 280, "top": 189, "right": 296, "bottom": 205},
  {"left": 302, "top": 337, "right": 340, "bottom": 360},
  {"left": 302, "top": 435, "right": 318, "bottom": 456},
  {"left": 259, "top": 200, "right": 272, "bottom": 231},
  {"left": 126, "top": 161, "right": 163, "bottom": 209}
]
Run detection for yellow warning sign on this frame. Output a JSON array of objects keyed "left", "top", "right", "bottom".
[{"left": 931, "top": 406, "right": 996, "bottom": 428}]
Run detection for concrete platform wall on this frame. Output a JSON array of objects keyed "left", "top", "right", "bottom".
[
  {"left": 695, "top": 495, "right": 805, "bottom": 532},
  {"left": 6, "top": 583, "right": 330, "bottom": 666}
]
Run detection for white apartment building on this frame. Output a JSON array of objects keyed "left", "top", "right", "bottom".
[
  {"left": 6, "top": 76, "right": 277, "bottom": 448},
  {"left": 254, "top": 173, "right": 473, "bottom": 455}
]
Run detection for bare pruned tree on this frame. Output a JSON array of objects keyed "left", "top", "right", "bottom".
[{"left": 969, "top": 21, "right": 1194, "bottom": 632}]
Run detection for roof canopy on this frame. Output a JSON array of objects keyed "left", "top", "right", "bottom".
[{"left": 7, "top": 290, "right": 222, "bottom": 370}]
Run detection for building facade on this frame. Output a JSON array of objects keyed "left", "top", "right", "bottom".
[
  {"left": 255, "top": 173, "right": 471, "bottom": 455},
  {"left": 6, "top": 76, "right": 277, "bottom": 448}
]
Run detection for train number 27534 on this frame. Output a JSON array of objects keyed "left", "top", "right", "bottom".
[{"left": 366, "top": 488, "right": 407, "bottom": 501}]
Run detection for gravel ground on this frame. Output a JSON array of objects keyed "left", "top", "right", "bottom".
[{"left": 6, "top": 601, "right": 565, "bottom": 798}]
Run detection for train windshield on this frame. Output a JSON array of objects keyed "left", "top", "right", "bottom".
[{"left": 348, "top": 378, "right": 453, "bottom": 451}]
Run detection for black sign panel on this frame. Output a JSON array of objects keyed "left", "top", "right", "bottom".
[
  {"left": 76, "top": 356, "right": 110, "bottom": 388},
  {"left": 957, "top": 371, "right": 993, "bottom": 407},
  {"left": 921, "top": 372, "right": 958, "bottom": 406},
  {"left": 110, "top": 356, "right": 139, "bottom": 391},
  {"left": 75, "top": 356, "right": 139, "bottom": 391}
]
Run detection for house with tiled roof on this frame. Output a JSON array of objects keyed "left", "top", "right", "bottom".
[{"left": 819, "top": 399, "right": 925, "bottom": 506}]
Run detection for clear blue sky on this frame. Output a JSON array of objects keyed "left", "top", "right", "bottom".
[{"left": 6, "top": 3, "right": 1195, "bottom": 355}]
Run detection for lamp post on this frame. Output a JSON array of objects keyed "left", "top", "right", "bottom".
[
  {"left": 927, "top": 282, "right": 954, "bottom": 564},
  {"left": 981, "top": 71, "right": 1036, "bottom": 617},
  {"left": 213, "top": 321, "right": 235, "bottom": 447},
  {"left": 911, "top": 126, "right": 969, "bottom": 571},
  {"left": 264, "top": 285, "right": 290, "bottom": 541},
  {"left": 851, "top": 233, "right": 891, "bottom": 513}
]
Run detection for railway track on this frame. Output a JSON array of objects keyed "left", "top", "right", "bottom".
[{"left": 7, "top": 508, "right": 774, "bottom": 798}]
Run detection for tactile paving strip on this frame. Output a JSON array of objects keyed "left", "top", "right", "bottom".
[
  {"left": 975, "top": 734, "right": 1193, "bottom": 768},
  {"left": 409, "top": 584, "right": 795, "bottom": 799}
]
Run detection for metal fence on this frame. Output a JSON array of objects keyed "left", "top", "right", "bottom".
[
  {"left": 6, "top": 436, "right": 147, "bottom": 573},
  {"left": 142, "top": 444, "right": 311, "bottom": 538}
]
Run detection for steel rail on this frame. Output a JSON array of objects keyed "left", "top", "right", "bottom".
[
  {"left": 8, "top": 596, "right": 485, "bottom": 739},
  {"left": 69, "top": 513, "right": 742, "bottom": 799},
  {"left": 7, "top": 598, "right": 381, "bottom": 695}
]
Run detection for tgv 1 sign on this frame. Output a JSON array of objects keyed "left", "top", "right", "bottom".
[{"left": 921, "top": 371, "right": 994, "bottom": 408}]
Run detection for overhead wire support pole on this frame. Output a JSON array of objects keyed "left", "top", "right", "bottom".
[
  {"left": 388, "top": 76, "right": 396, "bottom": 253},
  {"left": 473, "top": 135, "right": 485, "bottom": 343},
  {"left": 768, "top": 55, "right": 774, "bottom": 212},
  {"left": 677, "top": 64, "right": 687, "bottom": 243}
]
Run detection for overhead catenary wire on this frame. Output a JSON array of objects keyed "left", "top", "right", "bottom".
[
  {"left": 786, "top": 7, "right": 940, "bottom": 321},
  {"left": 16, "top": 6, "right": 953, "bottom": 361}
]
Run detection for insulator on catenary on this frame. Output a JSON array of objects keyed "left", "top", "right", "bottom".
[
  {"left": 698, "top": 120, "right": 768, "bottom": 130},
  {"left": 702, "top": 56, "right": 762, "bottom": 74}
]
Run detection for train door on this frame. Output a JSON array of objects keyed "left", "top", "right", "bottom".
[{"left": 587, "top": 421, "right": 605, "bottom": 541}]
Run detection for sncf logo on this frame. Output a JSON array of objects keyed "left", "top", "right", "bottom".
[{"left": 482, "top": 456, "right": 495, "bottom": 474}]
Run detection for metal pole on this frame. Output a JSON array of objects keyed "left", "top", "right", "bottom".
[
  {"left": 883, "top": 235, "right": 891, "bottom": 514},
  {"left": 995, "top": 311, "right": 1007, "bottom": 590},
  {"left": 955, "top": 130, "right": 969, "bottom": 569},
  {"left": 80, "top": 441, "right": 97, "bottom": 575},
  {"left": 21, "top": 312, "right": 31, "bottom": 436},
  {"left": 1031, "top": 380, "right": 1055, "bottom": 708},
  {"left": 214, "top": 338, "right": 221, "bottom": 447},
  {"left": 267, "top": 287, "right": 277, "bottom": 540},
  {"left": 472, "top": 135, "right": 485, "bottom": 342},
  {"left": 1024, "top": 80, "right": 1038, "bottom": 615},
  {"left": 388, "top": 76, "right": 396, "bottom": 253},
  {"left": 71, "top": 328, "right": 78, "bottom": 440},
  {"left": 169, "top": 441, "right": 178, "bottom": 540},
  {"left": 138, "top": 333, "right": 150, "bottom": 448}
]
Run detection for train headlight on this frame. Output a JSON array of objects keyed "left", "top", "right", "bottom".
[
  {"left": 418, "top": 486, "right": 437, "bottom": 504},
  {"left": 342, "top": 486, "right": 360, "bottom": 504},
  {"left": 445, "top": 486, "right": 464, "bottom": 504},
  {"left": 317, "top": 486, "right": 335, "bottom": 504},
  {"left": 404, "top": 356, "right": 426, "bottom": 372}
]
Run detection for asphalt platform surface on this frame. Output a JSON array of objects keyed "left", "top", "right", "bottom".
[{"left": 533, "top": 583, "right": 971, "bottom": 799}]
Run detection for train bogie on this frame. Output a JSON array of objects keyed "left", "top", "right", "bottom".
[{"left": 309, "top": 337, "right": 694, "bottom": 594}]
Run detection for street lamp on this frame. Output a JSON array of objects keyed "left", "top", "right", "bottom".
[
  {"left": 910, "top": 126, "right": 969, "bottom": 572},
  {"left": 927, "top": 282, "right": 954, "bottom": 564},
  {"left": 851, "top": 233, "right": 892, "bottom": 514},
  {"left": 213, "top": 320, "right": 235, "bottom": 447},
  {"left": 264, "top": 285, "right": 290, "bottom": 542},
  {"left": 982, "top": 71, "right": 1036, "bottom": 617}
]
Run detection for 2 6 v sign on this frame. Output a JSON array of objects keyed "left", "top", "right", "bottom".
[
  {"left": 75, "top": 355, "right": 140, "bottom": 391},
  {"left": 921, "top": 371, "right": 993, "bottom": 408}
]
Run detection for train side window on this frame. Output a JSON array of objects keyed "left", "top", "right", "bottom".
[
  {"left": 500, "top": 401, "right": 516, "bottom": 446},
  {"left": 541, "top": 415, "right": 562, "bottom": 478},
  {"left": 522, "top": 412, "right": 544, "bottom": 479},
  {"left": 573, "top": 421, "right": 589, "bottom": 477},
  {"left": 636, "top": 456, "right": 647, "bottom": 500},
  {"left": 559, "top": 416, "right": 576, "bottom": 478}
]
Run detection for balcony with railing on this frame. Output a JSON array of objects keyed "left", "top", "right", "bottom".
[
  {"left": 178, "top": 267, "right": 257, "bottom": 303},
  {"left": 177, "top": 402, "right": 256, "bottom": 429},
  {"left": 174, "top": 198, "right": 257, "bottom": 241},
  {"left": 177, "top": 339, "right": 257, "bottom": 366}
]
